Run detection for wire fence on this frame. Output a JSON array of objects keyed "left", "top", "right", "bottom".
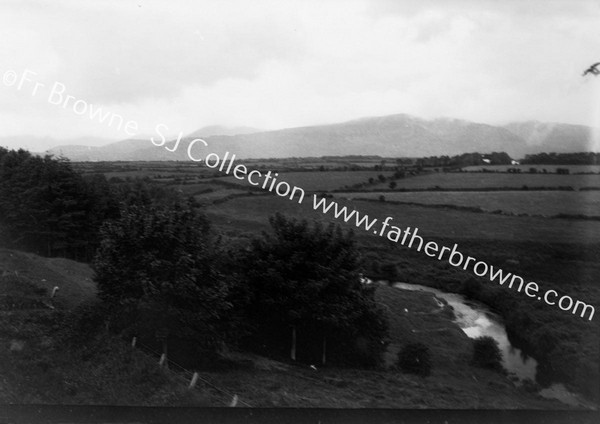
[{"left": 132, "top": 337, "right": 252, "bottom": 407}]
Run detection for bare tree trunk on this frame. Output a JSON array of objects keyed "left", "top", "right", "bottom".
[{"left": 290, "top": 326, "right": 296, "bottom": 361}]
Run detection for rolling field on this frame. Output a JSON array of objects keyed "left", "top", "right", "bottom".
[
  {"left": 338, "top": 191, "right": 600, "bottom": 217},
  {"left": 367, "top": 172, "right": 600, "bottom": 191},
  {"left": 171, "top": 182, "right": 235, "bottom": 196},
  {"left": 205, "top": 194, "right": 600, "bottom": 244},
  {"left": 193, "top": 189, "right": 250, "bottom": 204},
  {"left": 218, "top": 171, "right": 395, "bottom": 191}
]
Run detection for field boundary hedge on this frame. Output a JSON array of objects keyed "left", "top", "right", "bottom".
[
  {"left": 333, "top": 186, "right": 578, "bottom": 193},
  {"left": 351, "top": 197, "right": 600, "bottom": 221}
]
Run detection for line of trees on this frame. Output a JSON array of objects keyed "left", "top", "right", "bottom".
[
  {"left": 521, "top": 152, "right": 600, "bottom": 165},
  {"left": 0, "top": 148, "right": 115, "bottom": 259},
  {"left": 416, "top": 152, "right": 512, "bottom": 168},
  {"left": 0, "top": 147, "right": 184, "bottom": 260}
]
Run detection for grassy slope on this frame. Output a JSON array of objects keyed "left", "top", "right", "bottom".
[
  {"left": 0, "top": 248, "right": 562, "bottom": 408},
  {"left": 0, "top": 312, "right": 209, "bottom": 405},
  {"left": 367, "top": 172, "right": 600, "bottom": 191},
  {"left": 205, "top": 194, "right": 600, "bottom": 243},
  {"left": 337, "top": 191, "right": 600, "bottom": 218},
  {"left": 0, "top": 248, "right": 96, "bottom": 308},
  {"left": 217, "top": 171, "right": 395, "bottom": 192},
  {"left": 0, "top": 250, "right": 209, "bottom": 406}
]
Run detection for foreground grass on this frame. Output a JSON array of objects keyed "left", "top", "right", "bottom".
[
  {"left": 0, "top": 308, "right": 209, "bottom": 406},
  {"left": 0, "top": 252, "right": 210, "bottom": 406}
]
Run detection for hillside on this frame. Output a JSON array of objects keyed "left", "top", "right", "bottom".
[
  {"left": 0, "top": 248, "right": 563, "bottom": 408},
  {"left": 0, "top": 136, "right": 113, "bottom": 153},
  {"left": 190, "top": 114, "right": 526, "bottom": 159},
  {"left": 39, "top": 114, "right": 599, "bottom": 162},
  {"left": 0, "top": 248, "right": 95, "bottom": 308},
  {"left": 186, "top": 125, "right": 262, "bottom": 138},
  {"left": 46, "top": 138, "right": 152, "bottom": 162},
  {"left": 504, "top": 121, "right": 595, "bottom": 153}
]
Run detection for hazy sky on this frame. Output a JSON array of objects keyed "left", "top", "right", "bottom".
[{"left": 1, "top": 0, "right": 599, "bottom": 148}]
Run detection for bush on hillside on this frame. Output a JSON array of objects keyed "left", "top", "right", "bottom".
[{"left": 472, "top": 336, "right": 503, "bottom": 371}]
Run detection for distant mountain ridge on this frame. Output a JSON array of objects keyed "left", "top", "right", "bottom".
[
  {"left": 503, "top": 121, "right": 594, "bottom": 153},
  {"left": 37, "top": 114, "right": 598, "bottom": 161},
  {"left": 46, "top": 139, "right": 153, "bottom": 161},
  {"left": 0, "top": 135, "right": 114, "bottom": 153},
  {"left": 186, "top": 125, "right": 262, "bottom": 138}
]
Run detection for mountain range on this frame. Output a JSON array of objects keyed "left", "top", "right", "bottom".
[{"left": 28, "top": 114, "right": 599, "bottom": 161}]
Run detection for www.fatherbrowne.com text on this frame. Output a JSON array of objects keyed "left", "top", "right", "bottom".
[
  {"left": 312, "top": 196, "right": 595, "bottom": 321},
  {"left": 161, "top": 138, "right": 595, "bottom": 322}
]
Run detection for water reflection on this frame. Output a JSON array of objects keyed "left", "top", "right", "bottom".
[
  {"left": 393, "top": 282, "right": 537, "bottom": 381},
  {"left": 392, "top": 282, "right": 591, "bottom": 407}
]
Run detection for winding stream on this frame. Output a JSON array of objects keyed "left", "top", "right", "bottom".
[{"left": 392, "top": 282, "right": 592, "bottom": 408}]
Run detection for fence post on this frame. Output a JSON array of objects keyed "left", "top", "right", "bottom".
[{"left": 189, "top": 372, "right": 199, "bottom": 389}]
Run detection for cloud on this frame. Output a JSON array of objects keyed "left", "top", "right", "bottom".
[
  {"left": 0, "top": 0, "right": 599, "bottom": 144},
  {"left": 1, "top": 0, "right": 306, "bottom": 104}
]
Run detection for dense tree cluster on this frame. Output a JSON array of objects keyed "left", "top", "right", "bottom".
[
  {"left": 522, "top": 152, "right": 600, "bottom": 165},
  {"left": 93, "top": 202, "right": 231, "bottom": 363},
  {"left": 232, "top": 213, "right": 389, "bottom": 366},
  {"left": 0, "top": 148, "right": 116, "bottom": 259},
  {"left": 0, "top": 148, "right": 188, "bottom": 260},
  {"left": 416, "top": 152, "right": 512, "bottom": 169},
  {"left": 92, "top": 210, "right": 389, "bottom": 367}
]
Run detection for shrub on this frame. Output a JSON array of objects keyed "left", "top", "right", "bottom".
[
  {"left": 397, "top": 342, "right": 432, "bottom": 376},
  {"left": 472, "top": 336, "right": 503, "bottom": 370}
]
